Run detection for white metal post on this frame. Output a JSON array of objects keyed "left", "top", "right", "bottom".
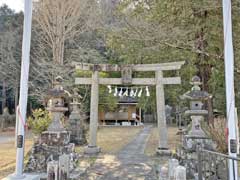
[
  {"left": 14, "top": 0, "right": 33, "bottom": 178},
  {"left": 222, "top": 0, "right": 238, "bottom": 179},
  {"left": 235, "top": 108, "right": 239, "bottom": 154}
]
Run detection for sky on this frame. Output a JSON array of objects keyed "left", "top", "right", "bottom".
[{"left": 0, "top": 0, "right": 24, "bottom": 12}]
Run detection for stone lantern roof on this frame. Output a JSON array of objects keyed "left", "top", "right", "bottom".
[
  {"left": 183, "top": 76, "right": 211, "bottom": 100},
  {"left": 45, "top": 76, "right": 70, "bottom": 110},
  {"left": 183, "top": 90, "right": 210, "bottom": 100},
  {"left": 47, "top": 76, "right": 66, "bottom": 98},
  {"left": 182, "top": 76, "right": 211, "bottom": 116}
]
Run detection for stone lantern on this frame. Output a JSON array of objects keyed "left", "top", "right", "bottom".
[
  {"left": 41, "top": 76, "right": 69, "bottom": 145},
  {"left": 179, "top": 76, "right": 213, "bottom": 178},
  {"left": 183, "top": 76, "right": 211, "bottom": 138},
  {"left": 25, "top": 77, "right": 78, "bottom": 178}
]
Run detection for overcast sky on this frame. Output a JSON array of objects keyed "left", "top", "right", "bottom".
[{"left": 0, "top": 0, "right": 24, "bottom": 12}]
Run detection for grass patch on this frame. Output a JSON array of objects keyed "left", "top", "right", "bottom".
[
  {"left": 145, "top": 126, "right": 181, "bottom": 156},
  {"left": 0, "top": 140, "right": 33, "bottom": 179},
  {"left": 0, "top": 126, "right": 143, "bottom": 178},
  {"left": 75, "top": 145, "right": 85, "bottom": 154},
  {"left": 97, "top": 126, "right": 143, "bottom": 153}
]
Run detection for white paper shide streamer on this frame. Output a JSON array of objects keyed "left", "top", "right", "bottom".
[{"left": 107, "top": 85, "right": 150, "bottom": 97}]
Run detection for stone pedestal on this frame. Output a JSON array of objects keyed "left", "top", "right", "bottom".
[
  {"left": 188, "top": 116, "right": 206, "bottom": 137},
  {"left": 41, "top": 131, "right": 70, "bottom": 146},
  {"left": 183, "top": 111, "right": 210, "bottom": 151},
  {"left": 84, "top": 146, "right": 101, "bottom": 154},
  {"left": 47, "top": 108, "right": 67, "bottom": 132},
  {"left": 25, "top": 133, "right": 76, "bottom": 173}
]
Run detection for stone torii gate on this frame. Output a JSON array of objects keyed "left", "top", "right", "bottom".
[{"left": 74, "top": 61, "right": 185, "bottom": 154}]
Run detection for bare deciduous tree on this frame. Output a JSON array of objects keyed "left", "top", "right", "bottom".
[
  {"left": 0, "top": 31, "right": 21, "bottom": 111},
  {"left": 34, "top": 0, "right": 99, "bottom": 65}
]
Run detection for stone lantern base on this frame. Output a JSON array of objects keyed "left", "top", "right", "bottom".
[{"left": 25, "top": 131, "right": 77, "bottom": 173}]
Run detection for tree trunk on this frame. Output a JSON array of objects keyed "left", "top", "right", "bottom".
[
  {"left": 52, "top": 40, "right": 64, "bottom": 65},
  {"left": 193, "top": 7, "right": 214, "bottom": 125},
  {"left": 2, "top": 80, "right": 6, "bottom": 113},
  {"left": 14, "top": 83, "right": 19, "bottom": 113},
  {"left": 0, "top": 81, "right": 7, "bottom": 131},
  {"left": 207, "top": 98, "right": 214, "bottom": 125},
  {"left": 52, "top": 6, "right": 65, "bottom": 65}
]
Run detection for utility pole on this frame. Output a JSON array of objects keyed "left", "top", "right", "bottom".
[
  {"left": 6, "top": 0, "right": 33, "bottom": 179},
  {"left": 222, "top": 0, "right": 238, "bottom": 179}
]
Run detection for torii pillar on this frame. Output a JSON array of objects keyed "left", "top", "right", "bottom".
[
  {"left": 84, "top": 71, "right": 101, "bottom": 153},
  {"left": 156, "top": 71, "right": 168, "bottom": 154},
  {"left": 74, "top": 61, "right": 185, "bottom": 154}
]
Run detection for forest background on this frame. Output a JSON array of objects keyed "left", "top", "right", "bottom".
[{"left": 0, "top": 0, "right": 240, "bottom": 121}]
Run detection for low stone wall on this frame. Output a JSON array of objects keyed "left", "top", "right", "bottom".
[{"left": 98, "top": 125, "right": 144, "bottom": 129}]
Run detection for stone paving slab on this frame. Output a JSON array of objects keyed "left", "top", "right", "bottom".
[{"left": 81, "top": 125, "right": 158, "bottom": 180}]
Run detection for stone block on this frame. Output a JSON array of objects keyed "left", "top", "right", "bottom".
[
  {"left": 159, "top": 166, "right": 168, "bottom": 180},
  {"left": 47, "top": 161, "right": 58, "bottom": 180},
  {"left": 3, "top": 174, "right": 40, "bottom": 180},
  {"left": 156, "top": 148, "right": 172, "bottom": 156},
  {"left": 84, "top": 146, "right": 101, "bottom": 154},
  {"left": 59, "top": 154, "right": 70, "bottom": 180},
  {"left": 174, "top": 165, "right": 186, "bottom": 180},
  {"left": 168, "top": 159, "right": 179, "bottom": 179},
  {"left": 41, "top": 131, "right": 70, "bottom": 146}
]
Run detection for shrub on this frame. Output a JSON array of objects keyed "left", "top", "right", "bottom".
[
  {"left": 203, "top": 117, "right": 228, "bottom": 153},
  {"left": 28, "top": 109, "right": 51, "bottom": 135}
]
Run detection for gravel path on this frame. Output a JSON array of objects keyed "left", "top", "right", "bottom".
[{"left": 82, "top": 125, "right": 157, "bottom": 180}]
